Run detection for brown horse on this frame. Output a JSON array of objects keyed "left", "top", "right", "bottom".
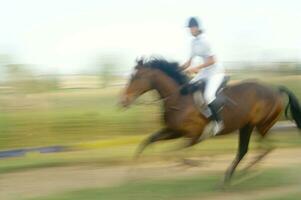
[{"left": 120, "top": 58, "right": 301, "bottom": 183}]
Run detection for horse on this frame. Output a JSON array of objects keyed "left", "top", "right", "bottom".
[{"left": 119, "top": 58, "right": 301, "bottom": 184}]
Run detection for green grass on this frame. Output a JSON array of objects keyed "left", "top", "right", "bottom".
[
  {"left": 0, "top": 131, "right": 300, "bottom": 174},
  {"left": 263, "top": 192, "right": 301, "bottom": 200},
  {"left": 28, "top": 165, "right": 301, "bottom": 200},
  {"left": 0, "top": 88, "right": 161, "bottom": 149}
]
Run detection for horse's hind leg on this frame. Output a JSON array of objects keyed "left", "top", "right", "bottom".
[
  {"left": 224, "top": 124, "right": 253, "bottom": 184},
  {"left": 241, "top": 139, "right": 274, "bottom": 172},
  {"left": 241, "top": 110, "right": 280, "bottom": 171}
]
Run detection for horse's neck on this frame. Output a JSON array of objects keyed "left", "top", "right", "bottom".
[{"left": 152, "top": 71, "right": 183, "bottom": 109}]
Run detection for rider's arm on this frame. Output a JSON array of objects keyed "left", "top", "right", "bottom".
[
  {"left": 184, "top": 55, "right": 215, "bottom": 73},
  {"left": 195, "top": 55, "right": 216, "bottom": 69}
]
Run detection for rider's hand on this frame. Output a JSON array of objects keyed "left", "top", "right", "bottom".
[
  {"left": 181, "top": 59, "right": 192, "bottom": 71},
  {"left": 184, "top": 66, "right": 199, "bottom": 74},
  {"left": 179, "top": 65, "right": 187, "bottom": 71}
]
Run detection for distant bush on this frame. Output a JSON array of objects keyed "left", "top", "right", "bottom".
[{"left": 3, "top": 64, "right": 59, "bottom": 93}]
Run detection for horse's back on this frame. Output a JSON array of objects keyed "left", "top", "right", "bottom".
[
  {"left": 225, "top": 80, "right": 280, "bottom": 101},
  {"left": 221, "top": 80, "right": 283, "bottom": 133}
]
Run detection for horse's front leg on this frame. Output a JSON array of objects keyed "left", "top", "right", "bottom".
[
  {"left": 172, "top": 129, "right": 207, "bottom": 167},
  {"left": 175, "top": 125, "right": 208, "bottom": 150},
  {"left": 134, "top": 128, "right": 181, "bottom": 159}
]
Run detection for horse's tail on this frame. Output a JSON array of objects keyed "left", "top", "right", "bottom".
[{"left": 278, "top": 86, "right": 301, "bottom": 129}]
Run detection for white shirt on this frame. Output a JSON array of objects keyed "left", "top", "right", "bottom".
[{"left": 191, "top": 34, "right": 224, "bottom": 78}]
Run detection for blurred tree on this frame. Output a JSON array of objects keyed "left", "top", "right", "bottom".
[
  {"left": 0, "top": 54, "right": 14, "bottom": 82},
  {"left": 0, "top": 56, "right": 59, "bottom": 93},
  {"left": 0, "top": 54, "right": 12, "bottom": 66},
  {"left": 98, "top": 55, "right": 117, "bottom": 88},
  {"left": 5, "top": 64, "right": 44, "bottom": 93},
  {"left": 297, "top": 62, "right": 301, "bottom": 73}
]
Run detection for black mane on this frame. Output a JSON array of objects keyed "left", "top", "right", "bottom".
[{"left": 137, "top": 58, "right": 189, "bottom": 85}]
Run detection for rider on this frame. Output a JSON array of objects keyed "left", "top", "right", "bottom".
[{"left": 181, "top": 17, "right": 225, "bottom": 135}]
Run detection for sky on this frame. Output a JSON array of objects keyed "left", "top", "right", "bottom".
[{"left": 0, "top": 0, "right": 300, "bottom": 74}]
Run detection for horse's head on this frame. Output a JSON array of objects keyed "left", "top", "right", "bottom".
[
  {"left": 120, "top": 57, "right": 189, "bottom": 108},
  {"left": 120, "top": 59, "right": 154, "bottom": 107}
]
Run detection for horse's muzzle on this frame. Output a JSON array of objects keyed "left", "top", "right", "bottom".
[{"left": 119, "top": 94, "right": 133, "bottom": 108}]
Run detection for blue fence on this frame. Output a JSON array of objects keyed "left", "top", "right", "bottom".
[{"left": 0, "top": 146, "right": 68, "bottom": 159}]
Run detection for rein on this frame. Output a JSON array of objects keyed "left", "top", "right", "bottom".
[{"left": 134, "top": 84, "right": 186, "bottom": 111}]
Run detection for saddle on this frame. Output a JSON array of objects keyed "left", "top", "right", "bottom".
[{"left": 180, "top": 76, "right": 230, "bottom": 118}]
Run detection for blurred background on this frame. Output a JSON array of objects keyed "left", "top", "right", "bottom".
[{"left": 0, "top": 0, "right": 301, "bottom": 200}]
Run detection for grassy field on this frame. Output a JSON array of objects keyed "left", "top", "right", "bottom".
[
  {"left": 0, "top": 88, "right": 160, "bottom": 149},
  {"left": 0, "top": 130, "right": 300, "bottom": 174},
  {"left": 27, "top": 164, "right": 301, "bottom": 200}
]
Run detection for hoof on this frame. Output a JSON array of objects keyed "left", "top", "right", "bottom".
[{"left": 216, "top": 179, "right": 231, "bottom": 190}]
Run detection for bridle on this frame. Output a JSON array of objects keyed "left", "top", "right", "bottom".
[{"left": 133, "top": 83, "right": 189, "bottom": 111}]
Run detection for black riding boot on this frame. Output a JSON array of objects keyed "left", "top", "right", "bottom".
[{"left": 208, "top": 100, "right": 224, "bottom": 135}]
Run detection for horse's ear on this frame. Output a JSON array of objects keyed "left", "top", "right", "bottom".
[{"left": 136, "top": 56, "right": 144, "bottom": 66}]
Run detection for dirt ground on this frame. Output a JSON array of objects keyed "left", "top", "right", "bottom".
[{"left": 1, "top": 148, "right": 301, "bottom": 200}]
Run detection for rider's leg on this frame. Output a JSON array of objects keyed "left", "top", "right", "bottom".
[
  {"left": 204, "top": 74, "right": 225, "bottom": 135},
  {"left": 208, "top": 100, "right": 224, "bottom": 134}
]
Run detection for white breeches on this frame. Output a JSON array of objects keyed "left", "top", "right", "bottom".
[{"left": 190, "top": 73, "right": 225, "bottom": 104}]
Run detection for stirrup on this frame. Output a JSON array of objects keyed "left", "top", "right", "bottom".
[{"left": 212, "top": 121, "right": 224, "bottom": 136}]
